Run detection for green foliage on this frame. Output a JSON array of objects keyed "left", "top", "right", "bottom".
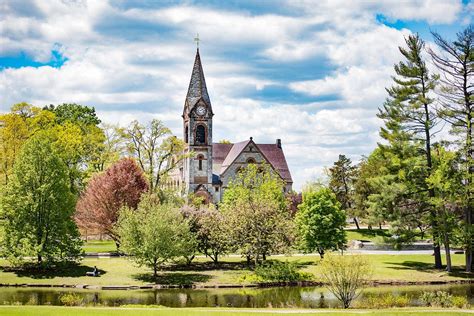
[
  {"left": 45, "top": 103, "right": 101, "bottom": 126},
  {"left": 327, "top": 154, "right": 358, "bottom": 224},
  {"left": 220, "top": 164, "right": 294, "bottom": 264},
  {"left": 356, "top": 293, "right": 410, "bottom": 308},
  {"left": 320, "top": 254, "right": 372, "bottom": 309},
  {"left": 182, "top": 204, "right": 231, "bottom": 264},
  {"left": 59, "top": 292, "right": 84, "bottom": 306},
  {"left": 0, "top": 135, "right": 83, "bottom": 266},
  {"left": 420, "top": 291, "right": 454, "bottom": 308},
  {"left": 118, "top": 194, "right": 196, "bottom": 277},
  {"left": 122, "top": 119, "right": 188, "bottom": 192},
  {"left": 451, "top": 295, "right": 470, "bottom": 309},
  {"left": 295, "top": 187, "right": 346, "bottom": 258},
  {"left": 252, "top": 260, "right": 313, "bottom": 282}
]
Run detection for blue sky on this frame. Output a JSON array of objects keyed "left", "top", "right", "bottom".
[{"left": 0, "top": 0, "right": 472, "bottom": 190}]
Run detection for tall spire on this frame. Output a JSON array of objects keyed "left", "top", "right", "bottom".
[{"left": 185, "top": 48, "right": 211, "bottom": 113}]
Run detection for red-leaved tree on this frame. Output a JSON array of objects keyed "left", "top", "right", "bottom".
[{"left": 75, "top": 158, "right": 148, "bottom": 247}]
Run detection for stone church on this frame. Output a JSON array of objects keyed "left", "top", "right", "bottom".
[{"left": 177, "top": 49, "right": 292, "bottom": 203}]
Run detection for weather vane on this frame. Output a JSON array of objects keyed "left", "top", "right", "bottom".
[{"left": 194, "top": 33, "right": 200, "bottom": 49}]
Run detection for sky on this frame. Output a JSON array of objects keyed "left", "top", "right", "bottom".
[{"left": 1, "top": 0, "right": 473, "bottom": 190}]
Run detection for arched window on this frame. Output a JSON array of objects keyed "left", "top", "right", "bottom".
[
  {"left": 184, "top": 125, "right": 189, "bottom": 143},
  {"left": 197, "top": 154, "right": 204, "bottom": 171},
  {"left": 247, "top": 157, "right": 256, "bottom": 164},
  {"left": 195, "top": 125, "right": 206, "bottom": 144}
]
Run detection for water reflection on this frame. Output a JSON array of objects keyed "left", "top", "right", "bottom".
[{"left": 0, "top": 284, "right": 472, "bottom": 308}]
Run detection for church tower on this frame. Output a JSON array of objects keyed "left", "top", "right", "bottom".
[{"left": 182, "top": 48, "right": 215, "bottom": 203}]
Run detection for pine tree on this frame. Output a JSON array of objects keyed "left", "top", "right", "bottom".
[
  {"left": 376, "top": 34, "right": 442, "bottom": 267},
  {"left": 429, "top": 25, "right": 474, "bottom": 272},
  {"left": 328, "top": 154, "right": 359, "bottom": 229}
]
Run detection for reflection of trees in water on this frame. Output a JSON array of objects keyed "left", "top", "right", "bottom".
[{"left": 0, "top": 284, "right": 472, "bottom": 307}]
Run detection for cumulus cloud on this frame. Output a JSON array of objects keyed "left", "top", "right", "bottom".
[{"left": 0, "top": 0, "right": 468, "bottom": 190}]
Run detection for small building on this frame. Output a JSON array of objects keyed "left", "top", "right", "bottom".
[{"left": 177, "top": 49, "right": 292, "bottom": 203}]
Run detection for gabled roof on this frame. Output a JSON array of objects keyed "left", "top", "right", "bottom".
[
  {"left": 184, "top": 49, "right": 212, "bottom": 114},
  {"left": 258, "top": 144, "right": 293, "bottom": 183},
  {"left": 219, "top": 140, "right": 250, "bottom": 173},
  {"left": 213, "top": 140, "right": 293, "bottom": 183}
]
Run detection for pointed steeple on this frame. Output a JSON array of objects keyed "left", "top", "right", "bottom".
[{"left": 184, "top": 49, "right": 212, "bottom": 114}]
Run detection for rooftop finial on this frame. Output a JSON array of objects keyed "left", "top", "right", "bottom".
[{"left": 194, "top": 33, "right": 200, "bottom": 50}]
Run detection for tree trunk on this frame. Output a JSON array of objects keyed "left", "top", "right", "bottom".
[
  {"left": 153, "top": 259, "right": 158, "bottom": 279},
  {"left": 37, "top": 254, "right": 42, "bottom": 264},
  {"left": 318, "top": 249, "right": 325, "bottom": 259},
  {"left": 353, "top": 217, "right": 360, "bottom": 230},
  {"left": 444, "top": 235, "right": 452, "bottom": 273},
  {"left": 379, "top": 223, "right": 382, "bottom": 230}
]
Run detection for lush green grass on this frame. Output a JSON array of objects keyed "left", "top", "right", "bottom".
[
  {"left": 346, "top": 229, "right": 391, "bottom": 243},
  {"left": 0, "top": 306, "right": 471, "bottom": 316},
  {"left": 0, "top": 253, "right": 470, "bottom": 287},
  {"left": 82, "top": 240, "right": 117, "bottom": 253}
]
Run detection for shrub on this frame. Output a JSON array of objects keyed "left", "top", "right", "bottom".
[
  {"left": 59, "top": 292, "right": 83, "bottom": 306},
  {"left": 452, "top": 296, "right": 469, "bottom": 309},
  {"left": 356, "top": 293, "right": 410, "bottom": 308},
  {"left": 252, "top": 260, "right": 313, "bottom": 282},
  {"left": 420, "top": 291, "right": 453, "bottom": 307},
  {"left": 320, "top": 254, "right": 372, "bottom": 309}
]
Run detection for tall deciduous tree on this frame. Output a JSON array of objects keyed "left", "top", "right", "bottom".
[
  {"left": 296, "top": 186, "right": 346, "bottom": 258},
  {"left": 0, "top": 135, "right": 82, "bottom": 265},
  {"left": 118, "top": 194, "right": 195, "bottom": 278},
  {"left": 122, "top": 119, "right": 188, "bottom": 192},
  {"left": 75, "top": 158, "right": 148, "bottom": 247},
  {"left": 376, "top": 34, "right": 442, "bottom": 268},
  {"left": 429, "top": 25, "right": 474, "bottom": 272},
  {"left": 328, "top": 154, "right": 359, "bottom": 229},
  {"left": 220, "top": 164, "right": 294, "bottom": 264}
]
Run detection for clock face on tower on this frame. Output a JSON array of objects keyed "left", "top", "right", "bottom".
[{"left": 196, "top": 105, "right": 206, "bottom": 116}]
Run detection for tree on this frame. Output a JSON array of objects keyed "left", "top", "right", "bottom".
[
  {"left": 320, "top": 254, "right": 372, "bottom": 309},
  {"left": 327, "top": 154, "right": 359, "bottom": 229},
  {"left": 0, "top": 112, "right": 28, "bottom": 185},
  {"left": 429, "top": 25, "right": 474, "bottom": 272},
  {"left": 122, "top": 119, "right": 188, "bottom": 192},
  {"left": 182, "top": 204, "right": 231, "bottom": 264},
  {"left": 45, "top": 103, "right": 101, "bottom": 126},
  {"left": 295, "top": 186, "right": 346, "bottom": 258},
  {"left": 375, "top": 34, "right": 442, "bottom": 268},
  {"left": 428, "top": 145, "right": 465, "bottom": 272},
  {"left": 118, "top": 194, "right": 196, "bottom": 278},
  {"left": 0, "top": 134, "right": 82, "bottom": 265},
  {"left": 220, "top": 164, "right": 294, "bottom": 264},
  {"left": 75, "top": 158, "right": 148, "bottom": 247}
]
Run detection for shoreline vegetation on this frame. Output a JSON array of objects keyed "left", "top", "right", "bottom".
[
  {"left": 0, "top": 306, "right": 472, "bottom": 316},
  {"left": 0, "top": 253, "right": 471, "bottom": 289}
]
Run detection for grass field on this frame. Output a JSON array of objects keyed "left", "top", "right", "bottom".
[
  {"left": 0, "top": 253, "right": 470, "bottom": 287},
  {"left": 0, "top": 306, "right": 471, "bottom": 316},
  {"left": 82, "top": 240, "right": 117, "bottom": 253}
]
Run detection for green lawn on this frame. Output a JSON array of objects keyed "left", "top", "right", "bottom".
[
  {"left": 0, "top": 306, "right": 471, "bottom": 316},
  {"left": 0, "top": 253, "right": 470, "bottom": 287},
  {"left": 346, "top": 229, "right": 390, "bottom": 243},
  {"left": 82, "top": 240, "right": 117, "bottom": 253}
]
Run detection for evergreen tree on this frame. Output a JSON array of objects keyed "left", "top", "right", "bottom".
[
  {"left": 429, "top": 25, "right": 474, "bottom": 272},
  {"left": 328, "top": 154, "right": 359, "bottom": 229},
  {"left": 375, "top": 34, "right": 442, "bottom": 267},
  {"left": 0, "top": 135, "right": 82, "bottom": 266}
]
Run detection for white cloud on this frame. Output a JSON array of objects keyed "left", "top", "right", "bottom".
[{"left": 0, "top": 0, "right": 467, "bottom": 190}]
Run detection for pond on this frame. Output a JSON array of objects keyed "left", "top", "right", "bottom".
[{"left": 0, "top": 284, "right": 472, "bottom": 308}]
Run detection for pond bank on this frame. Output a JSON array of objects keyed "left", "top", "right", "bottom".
[{"left": 0, "top": 278, "right": 472, "bottom": 290}]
